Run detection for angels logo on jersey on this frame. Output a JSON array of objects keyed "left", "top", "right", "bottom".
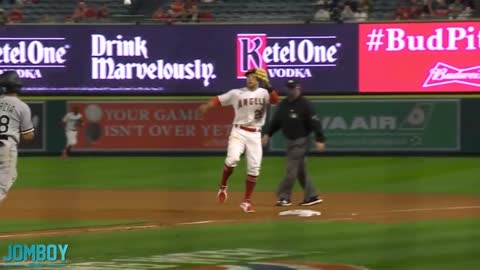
[
  {"left": 237, "top": 97, "right": 266, "bottom": 108},
  {"left": 236, "top": 33, "right": 343, "bottom": 79}
]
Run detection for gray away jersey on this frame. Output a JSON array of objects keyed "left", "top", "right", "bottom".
[{"left": 0, "top": 95, "right": 34, "bottom": 144}]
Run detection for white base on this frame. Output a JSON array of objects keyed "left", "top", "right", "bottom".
[{"left": 278, "top": 209, "right": 321, "bottom": 217}]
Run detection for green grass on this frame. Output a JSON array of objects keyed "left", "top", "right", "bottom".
[
  {"left": 1, "top": 219, "right": 479, "bottom": 270},
  {"left": 16, "top": 156, "right": 480, "bottom": 194},
  {"left": 0, "top": 220, "right": 143, "bottom": 234},
  {"left": 5, "top": 156, "right": 480, "bottom": 269}
]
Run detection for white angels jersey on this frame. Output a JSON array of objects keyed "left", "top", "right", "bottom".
[
  {"left": 63, "top": 112, "right": 82, "bottom": 131},
  {"left": 218, "top": 87, "right": 271, "bottom": 128}
]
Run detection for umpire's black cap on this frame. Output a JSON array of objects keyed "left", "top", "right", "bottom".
[{"left": 285, "top": 79, "right": 299, "bottom": 89}]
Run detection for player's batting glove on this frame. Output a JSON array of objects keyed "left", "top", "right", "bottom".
[{"left": 254, "top": 68, "right": 274, "bottom": 93}]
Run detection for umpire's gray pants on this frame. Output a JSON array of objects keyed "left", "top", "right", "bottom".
[{"left": 277, "top": 137, "right": 317, "bottom": 200}]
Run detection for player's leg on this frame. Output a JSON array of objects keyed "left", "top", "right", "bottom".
[
  {"left": 62, "top": 131, "right": 71, "bottom": 158},
  {"left": 218, "top": 128, "right": 246, "bottom": 203},
  {"left": 298, "top": 154, "right": 322, "bottom": 206},
  {"left": 0, "top": 141, "right": 14, "bottom": 204},
  {"left": 276, "top": 139, "right": 303, "bottom": 206},
  {"left": 242, "top": 131, "right": 262, "bottom": 213},
  {"left": 0, "top": 142, "right": 8, "bottom": 203},
  {"left": 63, "top": 131, "right": 77, "bottom": 158},
  {"left": 68, "top": 131, "right": 78, "bottom": 155}
]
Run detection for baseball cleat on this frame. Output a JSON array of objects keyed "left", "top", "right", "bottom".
[
  {"left": 217, "top": 187, "right": 228, "bottom": 203},
  {"left": 240, "top": 201, "right": 255, "bottom": 213},
  {"left": 276, "top": 199, "right": 292, "bottom": 207},
  {"left": 299, "top": 196, "right": 323, "bottom": 206}
]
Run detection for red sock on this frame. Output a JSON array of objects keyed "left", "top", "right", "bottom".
[
  {"left": 244, "top": 175, "right": 257, "bottom": 202},
  {"left": 220, "top": 164, "right": 233, "bottom": 188}
]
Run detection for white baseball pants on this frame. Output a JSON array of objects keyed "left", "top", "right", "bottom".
[
  {"left": 66, "top": 130, "right": 78, "bottom": 147},
  {"left": 225, "top": 126, "right": 262, "bottom": 176}
]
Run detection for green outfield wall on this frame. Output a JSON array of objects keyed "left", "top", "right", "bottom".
[{"left": 18, "top": 97, "right": 480, "bottom": 155}]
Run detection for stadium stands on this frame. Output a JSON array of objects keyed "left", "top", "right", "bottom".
[
  {"left": 0, "top": 0, "right": 477, "bottom": 24},
  {"left": 3, "top": 0, "right": 129, "bottom": 23}
]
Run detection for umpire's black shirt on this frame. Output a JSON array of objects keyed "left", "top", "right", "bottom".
[{"left": 266, "top": 95, "right": 326, "bottom": 142}]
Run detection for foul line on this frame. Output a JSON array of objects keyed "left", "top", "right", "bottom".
[
  {"left": 0, "top": 224, "right": 161, "bottom": 240},
  {"left": 1, "top": 205, "right": 479, "bottom": 240},
  {"left": 377, "top": 205, "right": 480, "bottom": 214},
  {"left": 177, "top": 220, "right": 214, "bottom": 225}
]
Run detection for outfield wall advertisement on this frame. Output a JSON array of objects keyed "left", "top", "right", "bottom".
[
  {"left": 359, "top": 22, "right": 480, "bottom": 93},
  {"left": 67, "top": 101, "right": 234, "bottom": 151},
  {"left": 59, "top": 99, "right": 461, "bottom": 153},
  {"left": 0, "top": 25, "right": 357, "bottom": 95},
  {"left": 270, "top": 99, "right": 460, "bottom": 152},
  {"left": 3, "top": 22, "right": 480, "bottom": 94}
]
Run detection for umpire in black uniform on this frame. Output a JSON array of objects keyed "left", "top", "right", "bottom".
[{"left": 262, "top": 79, "right": 326, "bottom": 206}]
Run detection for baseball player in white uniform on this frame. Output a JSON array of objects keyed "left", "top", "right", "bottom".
[
  {"left": 198, "top": 68, "right": 279, "bottom": 213},
  {"left": 61, "top": 107, "right": 83, "bottom": 159},
  {"left": 0, "top": 71, "right": 34, "bottom": 204}
]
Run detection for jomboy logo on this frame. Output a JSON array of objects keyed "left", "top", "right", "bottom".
[
  {"left": 2, "top": 243, "right": 69, "bottom": 267},
  {"left": 236, "top": 33, "right": 342, "bottom": 79}
]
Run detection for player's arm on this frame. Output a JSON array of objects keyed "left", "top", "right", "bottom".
[
  {"left": 60, "top": 114, "right": 68, "bottom": 127},
  {"left": 268, "top": 89, "right": 279, "bottom": 105},
  {"left": 20, "top": 105, "right": 35, "bottom": 141},
  {"left": 254, "top": 68, "right": 279, "bottom": 104},
  {"left": 78, "top": 117, "right": 84, "bottom": 128},
  {"left": 21, "top": 130, "right": 34, "bottom": 141},
  {"left": 198, "top": 90, "right": 233, "bottom": 115},
  {"left": 198, "top": 96, "right": 221, "bottom": 115}
]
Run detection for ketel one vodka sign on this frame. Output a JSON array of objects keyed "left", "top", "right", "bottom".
[
  {"left": 236, "top": 33, "right": 342, "bottom": 79},
  {"left": 0, "top": 37, "right": 70, "bottom": 79}
]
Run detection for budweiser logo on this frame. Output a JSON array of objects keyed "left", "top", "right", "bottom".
[{"left": 423, "top": 62, "right": 480, "bottom": 88}]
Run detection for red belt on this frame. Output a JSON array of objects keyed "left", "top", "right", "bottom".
[{"left": 234, "top": 124, "right": 260, "bottom": 132}]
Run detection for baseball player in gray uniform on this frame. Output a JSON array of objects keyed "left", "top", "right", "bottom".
[{"left": 0, "top": 71, "right": 34, "bottom": 204}]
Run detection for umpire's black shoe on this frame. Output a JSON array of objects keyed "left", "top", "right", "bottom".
[
  {"left": 299, "top": 196, "right": 323, "bottom": 206},
  {"left": 276, "top": 199, "right": 292, "bottom": 207}
]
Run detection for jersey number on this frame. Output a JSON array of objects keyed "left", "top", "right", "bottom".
[
  {"left": 0, "top": 115, "right": 9, "bottom": 133},
  {"left": 254, "top": 109, "right": 265, "bottom": 120}
]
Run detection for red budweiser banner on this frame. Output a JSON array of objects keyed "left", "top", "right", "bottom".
[
  {"left": 359, "top": 22, "right": 480, "bottom": 93},
  {"left": 67, "top": 101, "right": 234, "bottom": 151}
]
